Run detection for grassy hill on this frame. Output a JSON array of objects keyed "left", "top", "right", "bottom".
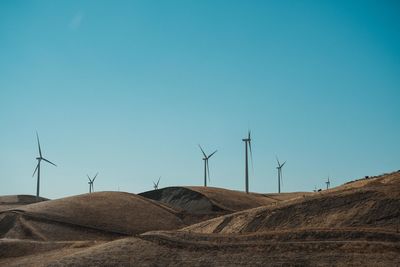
[
  {"left": 0, "top": 191, "right": 184, "bottom": 241},
  {"left": 0, "top": 171, "right": 399, "bottom": 266}
]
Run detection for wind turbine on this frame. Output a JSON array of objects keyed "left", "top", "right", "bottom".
[
  {"left": 153, "top": 177, "right": 161, "bottom": 190},
  {"left": 32, "top": 132, "right": 56, "bottom": 198},
  {"left": 198, "top": 145, "right": 217, "bottom": 187},
  {"left": 276, "top": 157, "right": 286, "bottom": 193},
  {"left": 242, "top": 131, "right": 253, "bottom": 194},
  {"left": 326, "top": 176, "right": 331, "bottom": 190},
  {"left": 87, "top": 173, "right": 98, "bottom": 193}
]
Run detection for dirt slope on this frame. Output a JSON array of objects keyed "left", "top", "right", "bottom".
[
  {"left": 184, "top": 171, "right": 400, "bottom": 234},
  {"left": 0, "top": 171, "right": 399, "bottom": 266},
  {"left": 139, "top": 186, "right": 307, "bottom": 214},
  {"left": 139, "top": 186, "right": 300, "bottom": 225},
  {"left": 1, "top": 230, "right": 399, "bottom": 267},
  {"left": 0, "top": 192, "right": 184, "bottom": 241},
  {"left": 187, "top": 186, "right": 311, "bottom": 211},
  {"left": 0, "top": 195, "right": 47, "bottom": 212}
]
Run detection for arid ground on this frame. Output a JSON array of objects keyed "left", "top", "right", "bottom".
[{"left": 1, "top": 171, "right": 399, "bottom": 266}]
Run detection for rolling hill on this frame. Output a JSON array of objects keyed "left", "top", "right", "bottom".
[
  {"left": 183, "top": 171, "right": 400, "bottom": 234},
  {"left": 139, "top": 186, "right": 311, "bottom": 225},
  {"left": 0, "top": 191, "right": 184, "bottom": 241},
  {"left": 0, "top": 195, "right": 47, "bottom": 212},
  {"left": 0, "top": 171, "right": 399, "bottom": 266}
]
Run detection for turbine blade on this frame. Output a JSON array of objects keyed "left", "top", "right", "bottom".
[
  {"left": 208, "top": 150, "right": 217, "bottom": 158},
  {"left": 42, "top": 158, "right": 57, "bottom": 167},
  {"left": 198, "top": 144, "right": 207, "bottom": 158},
  {"left": 32, "top": 163, "right": 39, "bottom": 177},
  {"left": 276, "top": 156, "right": 280, "bottom": 167},
  {"left": 248, "top": 130, "right": 251, "bottom": 140},
  {"left": 36, "top": 132, "right": 42, "bottom": 158},
  {"left": 93, "top": 172, "right": 98, "bottom": 182},
  {"left": 157, "top": 176, "right": 160, "bottom": 186},
  {"left": 87, "top": 175, "right": 91, "bottom": 182},
  {"left": 281, "top": 161, "right": 286, "bottom": 167}
]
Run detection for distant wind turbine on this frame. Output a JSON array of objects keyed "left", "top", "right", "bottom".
[
  {"left": 32, "top": 132, "right": 56, "bottom": 198},
  {"left": 198, "top": 145, "right": 217, "bottom": 187},
  {"left": 242, "top": 131, "right": 253, "bottom": 194},
  {"left": 276, "top": 157, "right": 286, "bottom": 193},
  {"left": 87, "top": 173, "right": 98, "bottom": 193},
  {"left": 326, "top": 176, "right": 331, "bottom": 190},
  {"left": 153, "top": 177, "right": 161, "bottom": 190}
]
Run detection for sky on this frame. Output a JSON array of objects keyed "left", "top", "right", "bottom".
[{"left": 0, "top": 0, "right": 399, "bottom": 199}]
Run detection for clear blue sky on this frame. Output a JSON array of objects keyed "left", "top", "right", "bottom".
[{"left": 1, "top": 0, "right": 399, "bottom": 199}]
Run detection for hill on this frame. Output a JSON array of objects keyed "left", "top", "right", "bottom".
[
  {"left": 183, "top": 171, "right": 400, "bottom": 234},
  {"left": 1, "top": 228, "right": 399, "bottom": 266},
  {"left": 0, "top": 195, "right": 47, "bottom": 212},
  {"left": 139, "top": 186, "right": 276, "bottom": 213},
  {"left": 139, "top": 186, "right": 312, "bottom": 225},
  {"left": 0, "top": 191, "right": 184, "bottom": 241},
  {"left": 0, "top": 171, "right": 399, "bottom": 266}
]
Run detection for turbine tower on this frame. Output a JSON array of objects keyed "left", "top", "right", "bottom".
[
  {"left": 32, "top": 132, "right": 56, "bottom": 198},
  {"left": 276, "top": 157, "right": 286, "bottom": 193},
  {"left": 198, "top": 145, "right": 217, "bottom": 187},
  {"left": 242, "top": 131, "right": 253, "bottom": 194},
  {"left": 87, "top": 173, "right": 98, "bottom": 193},
  {"left": 326, "top": 176, "right": 330, "bottom": 190},
  {"left": 153, "top": 177, "right": 161, "bottom": 190}
]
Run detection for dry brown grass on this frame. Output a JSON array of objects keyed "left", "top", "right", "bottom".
[
  {"left": 1, "top": 232, "right": 398, "bottom": 266},
  {"left": 138, "top": 186, "right": 309, "bottom": 226},
  {"left": 0, "top": 195, "right": 47, "bottom": 212},
  {"left": 0, "top": 191, "right": 185, "bottom": 241},
  {"left": 183, "top": 171, "right": 400, "bottom": 234},
  {"left": 139, "top": 186, "right": 308, "bottom": 215},
  {"left": 0, "top": 171, "right": 399, "bottom": 266}
]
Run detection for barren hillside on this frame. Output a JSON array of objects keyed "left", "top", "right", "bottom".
[
  {"left": 139, "top": 186, "right": 308, "bottom": 214},
  {"left": 1, "top": 229, "right": 398, "bottom": 266},
  {"left": 0, "top": 171, "right": 399, "bottom": 266},
  {"left": 0, "top": 192, "right": 184, "bottom": 241},
  {"left": 0, "top": 195, "right": 47, "bottom": 212},
  {"left": 184, "top": 171, "right": 400, "bottom": 234},
  {"left": 139, "top": 186, "right": 309, "bottom": 225}
]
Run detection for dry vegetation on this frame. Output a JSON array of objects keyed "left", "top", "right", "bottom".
[
  {"left": 0, "top": 195, "right": 47, "bottom": 212},
  {"left": 0, "top": 171, "right": 399, "bottom": 266},
  {"left": 0, "top": 192, "right": 184, "bottom": 241}
]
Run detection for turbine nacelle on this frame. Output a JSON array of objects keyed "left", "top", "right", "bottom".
[
  {"left": 276, "top": 157, "right": 286, "bottom": 169},
  {"left": 242, "top": 130, "right": 252, "bottom": 142}
]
